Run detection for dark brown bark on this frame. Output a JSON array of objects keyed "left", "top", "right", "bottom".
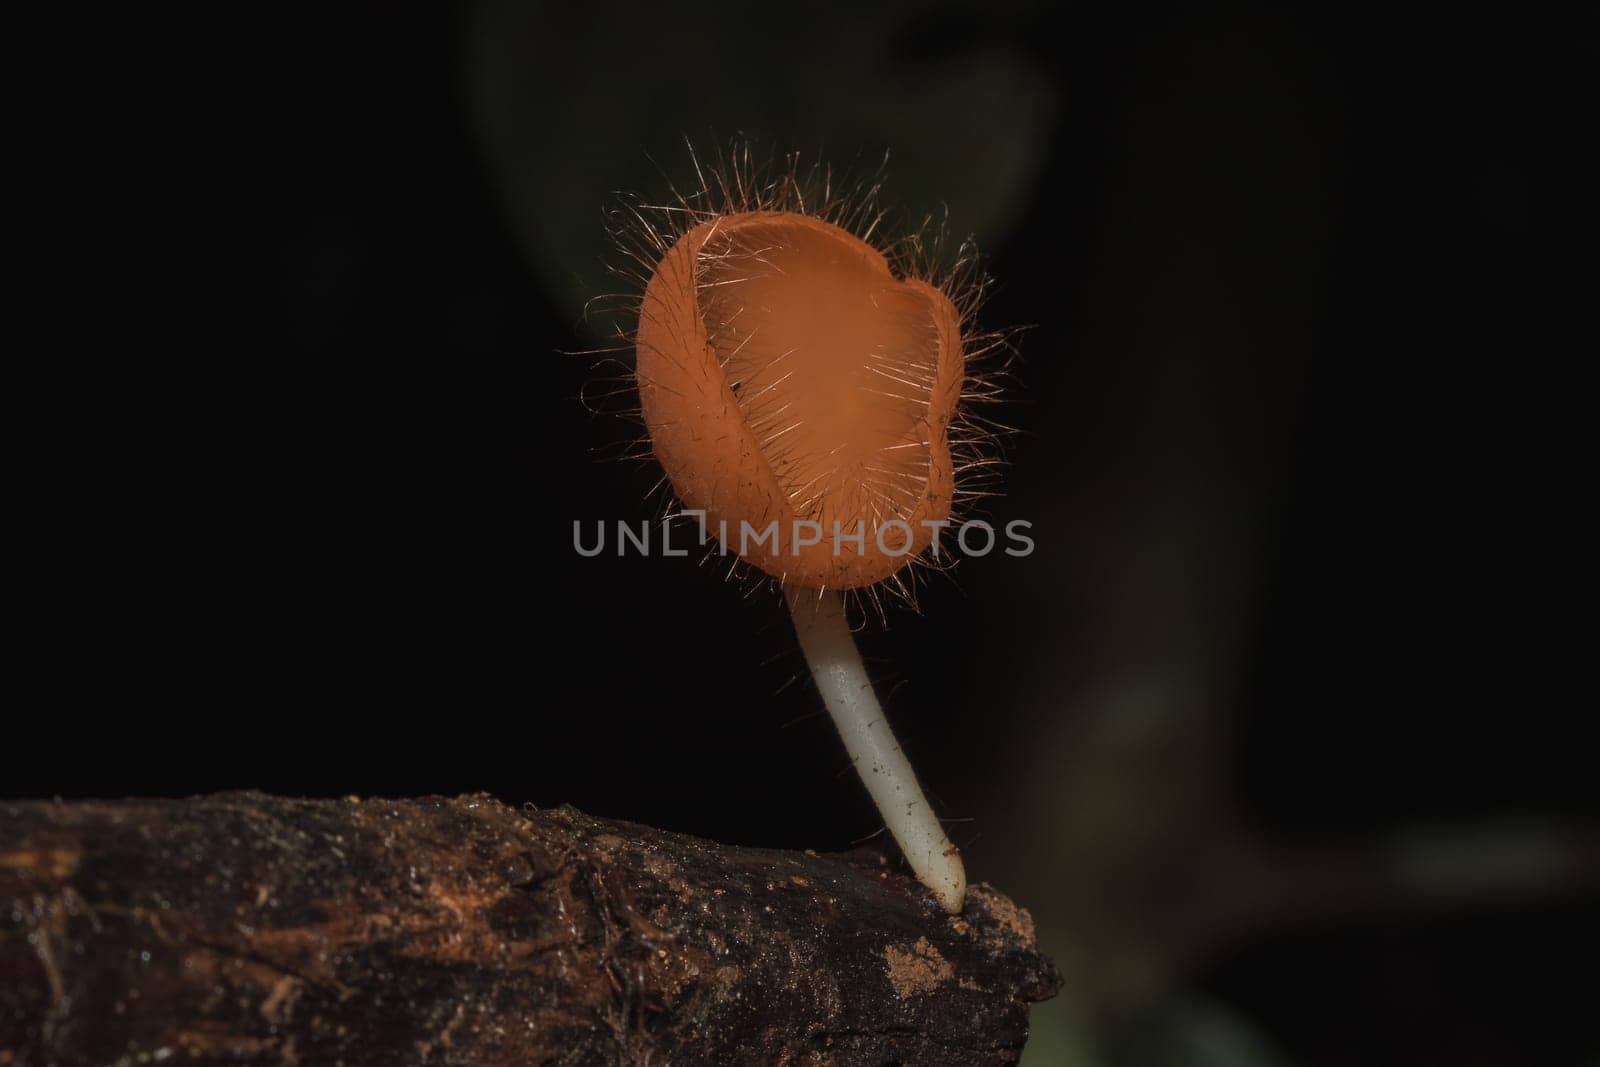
[{"left": 1, "top": 793, "right": 1058, "bottom": 1065}]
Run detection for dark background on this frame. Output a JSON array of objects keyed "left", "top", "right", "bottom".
[{"left": 12, "top": 4, "right": 1596, "bottom": 1064}]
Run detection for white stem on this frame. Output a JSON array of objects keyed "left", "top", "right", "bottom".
[{"left": 785, "top": 586, "right": 967, "bottom": 913}]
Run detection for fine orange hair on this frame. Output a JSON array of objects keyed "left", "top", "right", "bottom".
[{"left": 599, "top": 144, "right": 1011, "bottom": 605}]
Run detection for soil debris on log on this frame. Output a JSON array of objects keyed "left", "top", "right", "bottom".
[{"left": 2, "top": 792, "right": 1059, "bottom": 1064}]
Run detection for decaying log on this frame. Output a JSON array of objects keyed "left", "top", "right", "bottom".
[{"left": 1, "top": 792, "right": 1059, "bottom": 1064}]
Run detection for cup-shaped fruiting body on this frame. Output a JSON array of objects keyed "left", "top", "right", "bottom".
[{"left": 637, "top": 211, "right": 964, "bottom": 589}]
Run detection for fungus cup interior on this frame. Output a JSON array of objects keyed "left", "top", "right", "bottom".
[{"left": 637, "top": 211, "right": 964, "bottom": 589}]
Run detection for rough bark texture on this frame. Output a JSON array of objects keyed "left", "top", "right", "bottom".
[{"left": 1, "top": 793, "right": 1059, "bottom": 1065}]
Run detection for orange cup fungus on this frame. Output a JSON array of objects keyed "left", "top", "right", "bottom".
[{"left": 636, "top": 211, "right": 965, "bottom": 590}]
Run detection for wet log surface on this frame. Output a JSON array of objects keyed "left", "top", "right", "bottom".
[{"left": 1, "top": 793, "right": 1059, "bottom": 1065}]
